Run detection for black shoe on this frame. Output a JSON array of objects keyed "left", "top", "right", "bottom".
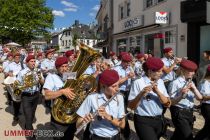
[{"left": 12, "top": 117, "right": 19, "bottom": 126}]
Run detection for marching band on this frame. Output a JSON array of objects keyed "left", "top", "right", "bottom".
[{"left": 0, "top": 44, "right": 210, "bottom": 140}]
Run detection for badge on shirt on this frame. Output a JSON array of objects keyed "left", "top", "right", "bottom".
[{"left": 63, "top": 72, "right": 77, "bottom": 81}]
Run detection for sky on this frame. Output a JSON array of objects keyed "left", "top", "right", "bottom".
[{"left": 46, "top": 0, "right": 100, "bottom": 31}]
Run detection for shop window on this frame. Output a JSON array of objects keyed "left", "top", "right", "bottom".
[
  {"left": 165, "top": 30, "right": 175, "bottom": 44},
  {"left": 119, "top": 6, "right": 124, "bottom": 19},
  {"left": 146, "top": 0, "right": 153, "bottom": 8}
]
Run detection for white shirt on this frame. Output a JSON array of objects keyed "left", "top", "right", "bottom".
[{"left": 4, "top": 62, "right": 22, "bottom": 76}]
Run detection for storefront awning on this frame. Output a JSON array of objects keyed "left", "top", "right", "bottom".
[{"left": 113, "top": 24, "right": 160, "bottom": 37}]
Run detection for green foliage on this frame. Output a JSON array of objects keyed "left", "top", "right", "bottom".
[
  {"left": 72, "top": 33, "right": 78, "bottom": 48},
  {"left": 0, "top": 0, "right": 54, "bottom": 46}
]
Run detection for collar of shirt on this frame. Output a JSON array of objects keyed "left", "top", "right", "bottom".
[
  {"left": 98, "top": 93, "right": 117, "bottom": 102},
  {"left": 177, "top": 76, "right": 186, "bottom": 83}
]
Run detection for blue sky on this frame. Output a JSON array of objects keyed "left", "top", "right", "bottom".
[{"left": 46, "top": 0, "right": 100, "bottom": 30}]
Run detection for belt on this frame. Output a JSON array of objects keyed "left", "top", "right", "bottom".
[
  {"left": 137, "top": 115, "right": 162, "bottom": 120},
  {"left": 22, "top": 91, "right": 39, "bottom": 96},
  {"left": 91, "top": 133, "right": 120, "bottom": 140},
  {"left": 171, "top": 106, "right": 193, "bottom": 112}
]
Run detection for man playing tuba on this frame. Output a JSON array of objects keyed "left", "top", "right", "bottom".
[{"left": 43, "top": 56, "right": 76, "bottom": 140}]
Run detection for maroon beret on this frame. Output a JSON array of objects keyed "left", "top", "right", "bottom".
[
  {"left": 99, "top": 70, "right": 119, "bottom": 87},
  {"left": 145, "top": 57, "right": 164, "bottom": 71},
  {"left": 121, "top": 53, "right": 132, "bottom": 62},
  {"left": 37, "top": 52, "right": 43, "bottom": 57},
  {"left": 110, "top": 51, "right": 116, "bottom": 57},
  {"left": 14, "top": 53, "right": 21, "bottom": 57},
  {"left": 7, "top": 53, "right": 13, "bottom": 57},
  {"left": 26, "top": 55, "right": 35, "bottom": 63},
  {"left": 207, "top": 65, "right": 210, "bottom": 72},
  {"left": 45, "top": 49, "right": 55, "bottom": 56},
  {"left": 65, "top": 50, "right": 74, "bottom": 57},
  {"left": 180, "top": 59, "right": 197, "bottom": 71},
  {"left": 55, "top": 57, "right": 68, "bottom": 68},
  {"left": 163, "top": 47, "right": 173, "bottom": 53},
  {"left": 136, "top": 53, "right": 145, "bottom": 59}
]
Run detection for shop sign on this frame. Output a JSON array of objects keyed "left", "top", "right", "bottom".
[
  {"left": 155, "top": 12, "right": 169, "bottom": 24},
  {"left": 123, "top": 15, "right": 144, "bottom": 30}
]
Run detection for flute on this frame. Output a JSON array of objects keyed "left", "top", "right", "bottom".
[{"left": 75, "top": 92, "right": 120, "bottom": 135}]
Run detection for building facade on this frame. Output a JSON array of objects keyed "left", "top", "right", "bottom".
[{"left": 111, "top": 0, "right": 188, "bottom": 58}]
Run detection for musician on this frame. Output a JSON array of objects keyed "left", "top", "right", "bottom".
[
  {"left": 41, "top": 49, "right": 55, "bottom": 77},
  {"left": 128, "top": 57, "right": 170, "bottom": 140},
  {"left": 100, "top": 59, "right": 114, "bottom": 71},
  {"left": 16, "top": 55, "right": 44, "bottom": 132},
  {"left": 110, "top": 51, "right": 120, "bottom": 66},
  {"left": 41, "top": 49, "right": 55, "bottom": 108},
  {"left": 43, "top": 56, "right": 76, "bottom": 140},
  {"left": 134, "top": 53, "right": 145, "bottom": 78},
  {"left": 161, "top": 47, "right": 182, "bottom": 89},
  {"left": 194, "top": 65, "right": 210, "bottom": 140},
  {"left": 35, "top": 52, "right": 43, "bottom": 69},
  {"left": 76, "top": 69, "right": 125, "bottom": 140},
  {"left": 168, "top": 59, "right": 203, "bottom": 140},
  {"left": 4, "top": 52, "right": 23, "bottom": 126},
  {"left": 113, "top": 52, "right": 135, "bottom": 139},
  {"left": 2, "top": 52, "right": 14, "bottom": 105}
]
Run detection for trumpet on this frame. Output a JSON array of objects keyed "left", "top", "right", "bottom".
[{"left": 75, "top": 92, "right": 121, "bottom": 135}]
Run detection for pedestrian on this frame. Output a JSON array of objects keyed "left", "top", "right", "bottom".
[
  {"left": 169, "top": 59, "right": 203, "bottom": 140},
  {"left": 195, "top": 65, "right": 210, "bottom": 140},
  {"left": 128, "top": 57, "right": 171, "bottom": 140},
  {"left": 76, "top": 69, "right": 125, "bottom": 140}
]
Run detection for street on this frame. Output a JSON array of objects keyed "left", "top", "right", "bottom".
[{"left": 0, "top": 73, "right": 205, "bottom": 140}]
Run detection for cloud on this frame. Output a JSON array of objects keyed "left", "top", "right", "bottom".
[
  {"left": 61, "top": 0, "right": 78, "bottom": 12},
  {"left": 52, "top": 10, "right": 65, "bottom": 17},
  {"left": 92, "top": 5, "right": 100, "bottom": 11},
  {"left": 89, "top": 12, "right": 95, "bottom": 17}
]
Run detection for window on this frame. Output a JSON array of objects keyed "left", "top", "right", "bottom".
[
  {"left": 127, "top": 2, "right": 130, "bottom": 17},
  {"left": 157, "top": 0, "right": 164, "bottom": 3},
  {"left": 120, "top": 6, "right": 124, "bottom": 19},
  {"left": 146, "top": 0, "right": 153, "bottom": 8},
  {"left": 87, "top": 40, "right": 89, "bottom": 45},
  {"left": 165, "top": 30, "right": 175, "bottom": 44}
]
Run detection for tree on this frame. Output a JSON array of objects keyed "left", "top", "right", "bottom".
[
  {"left": 72, "top": 33, "right": 78, "bottom": 48},
  {"left": 0, "top": 0, "right": 54, "bottom": 46}
]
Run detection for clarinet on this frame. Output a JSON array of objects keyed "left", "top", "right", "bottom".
[{"left": 75, "top": 92, "right": 120, "bottom": 135}]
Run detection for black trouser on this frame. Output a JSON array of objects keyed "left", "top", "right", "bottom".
[
  {"left": 170, "top": 106, "right": 194, "bottom": 140},
  {"left": 13, "top": 101, "right": 21, "bottom": 118},
  {"left": 134, "top": 114, "right": 163, "bottom": 140},
  {"left": 22, "top": 92, "right": 39, "bottom": 130},
  {"left": 195, "top": 103, "right": 210, "bottom": 140},
  {"left": 90, "top": 133, "right": 120, "bottom": 140},
  {"left": 120, "top": 90, "right": 130, "bottom": 139},
  {"left": 50, "top": 116, "right": 76, "bottom": 140}
]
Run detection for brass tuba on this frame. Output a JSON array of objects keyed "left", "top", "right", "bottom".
[{"left": 52, "top": 42, "right": 101, "bottom": 124}]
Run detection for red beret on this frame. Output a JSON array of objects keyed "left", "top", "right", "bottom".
[
  {"left": 110, "top": 51, "right": 116, "bottom": 57},
  {"left": 121, "top": 53, "right": 132, "bottom": 62},
  {"left": 26, "top": 55, "right": 35, "bottom": 63},
  {"left": 136, "top": 53, "right": 145, "bottom": 59},
  {"left": 14, "top": 53, "right": 21, "bottom": 57},
  {"left": 65, "top": 50, "right": 74, "bottom": 57},
  {"left": 46, "top": 49, "right": 55, "bottom": 56},
  {"left": 145, "top": 57, "right": 164, "bottom": 71},
  {"left": 7, "top": 53, "right": 13, "bottom": 57},
  {"left": 37, "top": 52, "right": 43, "bottom": 57},
  {"left": 99, "top": 70, "right": 119, "bottom": 86},
  {"left": 163, "top": 47, "right": 173, "bottom": 53},
  {"left": 55, "top": 57, "right": 68, "bottom": 68},
  {"left": 207, "top": 65, "right": 210, "bottom": 72},
  {"left": 180, "top": 59, "right": 197, "bottom": 71}
]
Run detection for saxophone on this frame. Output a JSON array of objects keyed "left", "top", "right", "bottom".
[{"left": 52, "top": 42, "right": 101, "bottom": 124}]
